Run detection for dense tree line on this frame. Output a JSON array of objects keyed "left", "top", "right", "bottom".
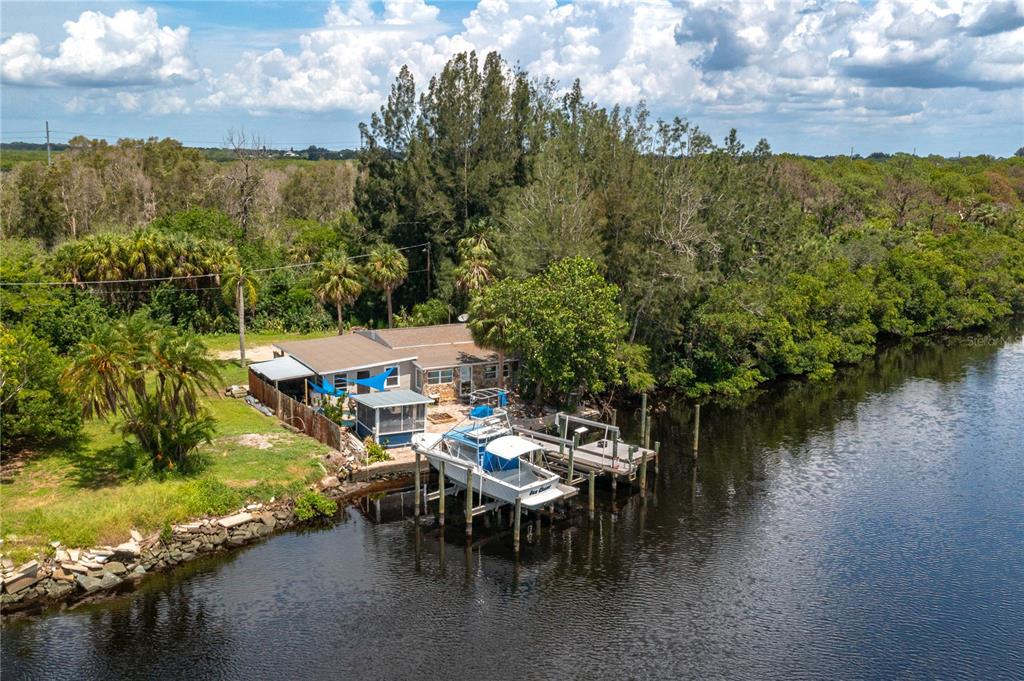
[{"left": 2, "top": 50, "right": 1024, "bottom": 455}]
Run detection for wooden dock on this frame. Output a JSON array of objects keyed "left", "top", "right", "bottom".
[{"left": 416, "top": 407, "right": 659, "bottom": 551}]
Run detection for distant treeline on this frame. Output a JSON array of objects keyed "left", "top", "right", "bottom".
[{"left": 2, "top": 50, "right": 1023, "bottom": 404}]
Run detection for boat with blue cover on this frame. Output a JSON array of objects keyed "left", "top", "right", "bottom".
[{"left": 412, "top": 404, "right": 568, "bottom": 509}]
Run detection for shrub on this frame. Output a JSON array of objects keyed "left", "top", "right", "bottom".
[
  {"left": 294, "top": 490, "right": 338, "bottom": 521},
  {"left": 363, "top": 436, "right": 390, "bottom": 464},
  {"left": 0, "top": 324, "right": 82, "bottom": 451}
]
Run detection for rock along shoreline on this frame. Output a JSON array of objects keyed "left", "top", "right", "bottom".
[{"left": 0, "top": 470, "right": 415, "bottom": 619}]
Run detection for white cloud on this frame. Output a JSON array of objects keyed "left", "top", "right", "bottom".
[
  {"left": 0, "top": 7, "right": 198, "bottom": 87},
  {"left": 4, "top": 0, "right": 1020, "bottom": 145},
  {"left": 197, "top": 0, "right": 1021, "bottom": 129},
  {"left": 62, "top": 90, "right": 192, "bottom": 116}
]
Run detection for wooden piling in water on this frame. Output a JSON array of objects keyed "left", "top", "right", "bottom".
[
  {"left": 588, "top": 470, "right": 596, "bottom": 516},
  {"left": 639, "top": 449, "right": 648, "bottom": 492},
  {"left": 692, "top": 403, "right": 701, "bottom": 459},
  {"left": 414, "top": 450, "right": 421, "bottom": 518},
  {"left": 611, "top": 431, "right": 619, "bottom": 493},
  {"left": 652, "top": 421, "right": 658, "bottom": 475},
  {"left": 438, "top": 460, "right": 446, "bottom": 526},
  {"left": 568, "top": 431, "right": 579, "bottom": 484},
  {"left": 640, "top": 393, "right": 648, "bottom": 448},
  {"left": 465, "top": 466, "right": 473, "bottom": 536},
  {"left": 513, "top": 498, "right": 522, "bottom": 553}
]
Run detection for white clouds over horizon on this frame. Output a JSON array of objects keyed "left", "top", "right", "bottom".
[
  {"left": 1, "top": 0, "right": 1022, "bottom": 151},
  {"left": 0, "top": 7, "right": 199, "bottom": 88}
]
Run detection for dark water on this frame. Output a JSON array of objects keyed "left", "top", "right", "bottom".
[{"left": 4, "top": 327, "right": 1023, "bottom": 680}]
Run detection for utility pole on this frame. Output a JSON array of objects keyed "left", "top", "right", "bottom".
[
  {"left": 425, "top": 242, "right": 432, "bottom": 298},
  {"left": 45, "top": 121, "right": 51, "bottom": 166}
]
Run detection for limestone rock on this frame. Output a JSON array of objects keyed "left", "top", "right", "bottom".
[
  {"left": 3, "top": 572, "right": 43, "bottom": 594},
  {"left": 75, "top": 574, "right": 102, "bottom": 593},
  {"left": 98, "top": 571, "right": 122, "bottom": 589},
  {"left": 259, "top": 512, "right": 277, "bottom": 531},
  {"left": 105, "top": 561, "right": 127, "bottom": 575},
  {"left": 114, "top": 541, "right": 140, "bottom": 558},
  {"left": 217, "top": 512, "right": 253, "bottom": 528},
  {"left": 320, "top": 475, "right": 341, "bottom": 489},
  {"left": 130, "top": 529, "right": 143, "bottom": 542}
]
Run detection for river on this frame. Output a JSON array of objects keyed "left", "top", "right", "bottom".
[{"left": 3, "top": 326, "right": 1022, "bottom": 680}]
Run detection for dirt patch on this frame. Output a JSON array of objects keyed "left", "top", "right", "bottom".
[
  {"left": 213, "top": 345, "right": 276, "bottom": 362},
  {"left": 232, "top": 433, "right": 284, "bottom": 450}
]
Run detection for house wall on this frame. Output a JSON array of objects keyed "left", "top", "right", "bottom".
[
  {"left": 323, "top": 359, "right": 415, "bottom": 393},
  {"left": 417, "top": 361, "right": 518, "bottom": 404}
]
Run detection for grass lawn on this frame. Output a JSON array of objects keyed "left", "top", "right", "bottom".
[
  {"left": 200, "top": 330, "right": 326, "bottom": 353},
  {"left": 1, "top": 360, "right": 328, "bottom": 563}
]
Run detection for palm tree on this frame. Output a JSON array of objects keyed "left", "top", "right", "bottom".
[
  {"left": 312, "top": 251, "right": 363, "bottom": 334},
  {"left": 455, "top": 256, "right": 496, "bottom": 294},
  {"left": 221, "top": 263, "right": 259, "bottom": 368},
  {"left": 454, "top": 230, "right": 498, "bottom": 295},
  {"left": 468, "top": 294, "right": 514, "bottom": 390},
  {"left": 365, "top": 243, "right": 408, "bottom": 328},
  {"left": 66, "top": 313, "right": 220, "bottom": 472}
]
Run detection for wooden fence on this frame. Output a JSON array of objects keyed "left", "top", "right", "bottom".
[{"left": 248, "top": 371, "right": 344, "bottom": 451}]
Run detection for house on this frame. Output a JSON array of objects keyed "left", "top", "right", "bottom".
[{"left": 272, "top": 323, "right": 518, "bottom": 405}]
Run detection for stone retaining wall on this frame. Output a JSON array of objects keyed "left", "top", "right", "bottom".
[{"left": 1, "top": 464, "right": 414, "bottom": 617}]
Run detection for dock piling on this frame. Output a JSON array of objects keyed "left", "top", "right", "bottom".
[
  {"left": 639, "top": 449, "right": 648, "bottom": 492},
  {"left": 568, "top": 431, "right": 579, "bottom": 484},
  {"left": 513, "top": 498, "right": 521, "bottom": 553},
  {"left": 414, "top": 449, "right": 421, "bottom": 518},
  {"left": 438, "top": 460, "right": 446, "bottom": 526},
  {"left": 640, "top": 393, "right": 648, "bottom": 448},
  {"left": 692, "top": 403, "right": 701, "bottom": 459},
  {"left": 652, "top": 422, "right": 658, "bottom": 475},
  {"left": 465, "top": 466, "right": 473, "bottom": 536},
  {"left": 588, "top": 470, "right": 596, "bottom": 517}
]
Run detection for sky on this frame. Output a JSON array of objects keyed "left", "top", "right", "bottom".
[{"left": 1, "top": 0, "right": 1022, "bottom": 157}]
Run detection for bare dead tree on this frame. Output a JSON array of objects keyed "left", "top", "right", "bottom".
[{"left": 223, "top": 128, "right": 267, "bottom": 236}]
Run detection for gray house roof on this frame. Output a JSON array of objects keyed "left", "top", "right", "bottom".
[
  {"left": 248, "top": 356, "right": 314, "bottom": 382},
  {"left": 274, "top": 334, "right": 414, "bottom": 374}
]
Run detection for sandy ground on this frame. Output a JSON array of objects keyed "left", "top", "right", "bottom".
[{"left": 213, "top": 345, "right": 276, "bottom": 362}]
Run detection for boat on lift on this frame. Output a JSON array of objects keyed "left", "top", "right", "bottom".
[{"left": 412, "top": 404, "right": 568, "bottom": 510}]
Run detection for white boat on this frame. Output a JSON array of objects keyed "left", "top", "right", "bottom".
[{"left": 412, "top": 406, "right": 567, "bottom": 510}]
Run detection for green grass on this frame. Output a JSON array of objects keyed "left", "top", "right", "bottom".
[
  {"left": 200, "top": 330, "right": 326, "bottom": 353},
  {"left": 0, "top": 149, "right": 60, "bottom": 171},
  {"left": 0, "top": 360, "right": 327, "bottom": 563}
]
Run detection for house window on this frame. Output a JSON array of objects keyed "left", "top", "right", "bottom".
[
  {"left": 384, "top": 366, "right": 399, "bottom": 388},
  {"left": 427, "top": 368, "right": 454, "bottom": 385},
  {"left": 503, "top": 361, "right": 515, "bottom": 378},
  {"left": 484, "top": 364, "right": 498, "bottom": 380},
  {"left": 333, "top": 374, "right": 348, "bottom": 392}
]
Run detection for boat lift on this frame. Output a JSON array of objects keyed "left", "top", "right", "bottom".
[{"left": 513, "top": 412, "right": 659, "bottom": 493}]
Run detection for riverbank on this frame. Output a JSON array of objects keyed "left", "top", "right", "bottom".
[
  {"left": 0, "top": 361, "right": 329, "bottom": 564},
  {"left": 0, "top": 469, "right": 417, "bottom": 617}
]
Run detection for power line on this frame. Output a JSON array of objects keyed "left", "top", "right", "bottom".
[{"left": 0, "top": 242, "right": 431, "bottom": 287}]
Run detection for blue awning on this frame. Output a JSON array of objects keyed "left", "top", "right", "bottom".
[{"left": 350, "top": 366, "right": 395, "bottom": 392}]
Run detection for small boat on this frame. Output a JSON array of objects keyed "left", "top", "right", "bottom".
[{"left": 413, "top": 405, "right": 567, "bottom": 510}]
